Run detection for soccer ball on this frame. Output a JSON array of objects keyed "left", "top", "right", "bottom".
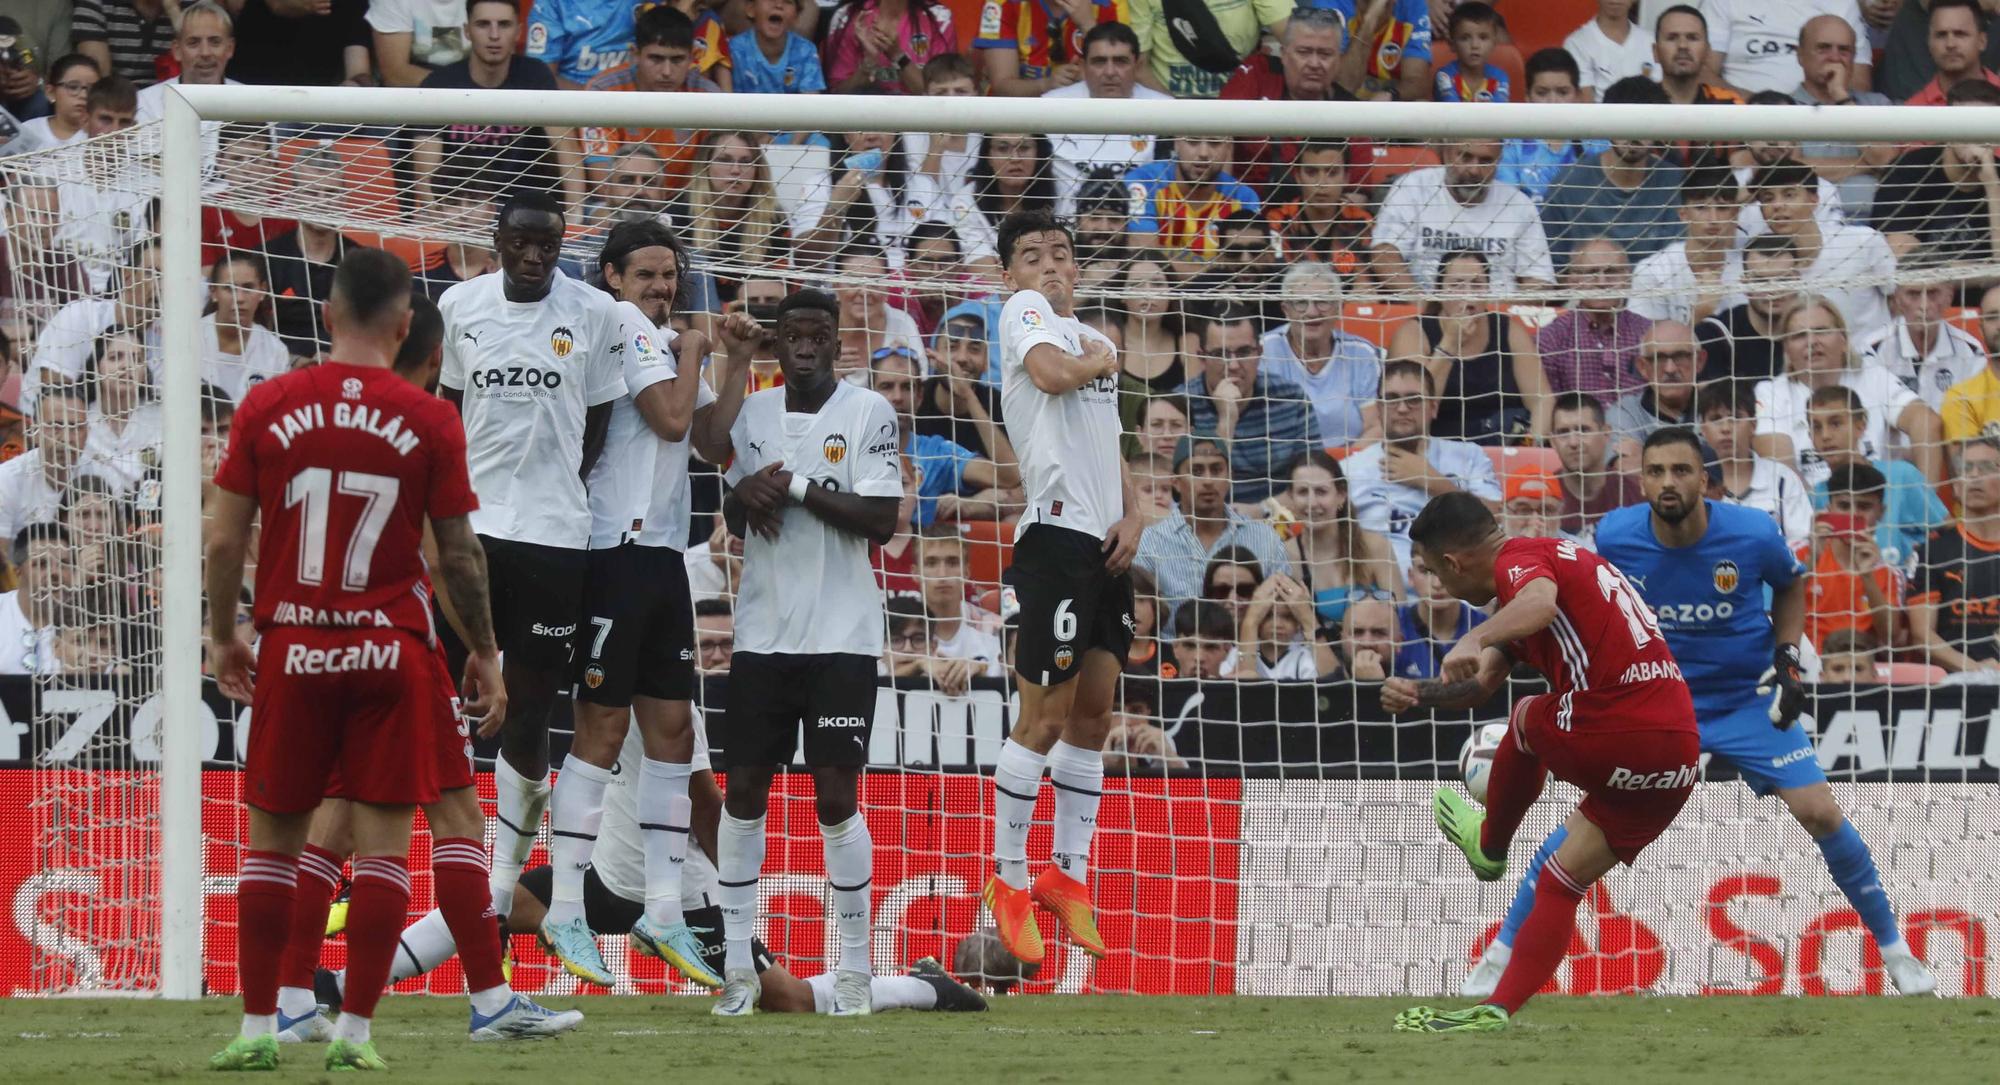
[{"left": 1457, "top": 722, "right": 1510, "bottom": 804}]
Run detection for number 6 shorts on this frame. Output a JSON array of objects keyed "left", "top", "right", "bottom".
[{"left": 1007, "top": 523, "right": 1135, "bottom": 688}]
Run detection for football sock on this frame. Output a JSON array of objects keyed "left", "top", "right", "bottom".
[
  {"left": 237, "top": 850, "right": 299, "bottom": 1020},
  {"left": 683, "top": 836, "right": 720, "bottom": 905},
  {"left": 821, "top": 814, "right": 874, "bottom": 976},
  {"left": 278, "top": 843, "right": 343, "bottom": 1002},
  {"left": 342, "top": 856, "right": 412, "bottom": 1023},
  {"left": 1816, "top": 820, "right": 1901, "bottom": 948},
  {"left": 718, "top": 813, "right": 766, "bottom": 974},
  {"left": 388, "top": 909, "right": 456, "bottom": 984},
  {"left": 1494, "top": 825, "right": 1568, "bottom": 949},
  {"left": 491, "top": 757, "right": 550, "bottom": 918},
  {"left": 1047, "top": 739, "right": 1103, "bottom": 884},
  {"left": 332, "top": 1012, "right": 371, "bottom": 1045},
  {"left": 640, "top": 759, "right": 694, "bottom": 927},
  {"left": 805, "top": 972, "right": 937, "bottom": 1013},
  {"left": 992, "top": 740, "right": 1047, "bottom": 890},
  {"left": 1477, "top": 728, "right": 1548, "bottom": 863},
  {"left": 547, "top": 754, "right": 613, "bottom": 927},
  {"left": 432, "top": 836, "right": 507, "bottom": 994},
  {"left": 1487, "top": 856, "right": 1590, "bottom": 1016}
]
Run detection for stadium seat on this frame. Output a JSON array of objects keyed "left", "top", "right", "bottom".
[
  {"left": 1361, "top": 143, "right": 1440, "bottom": 185},
  {"left": 1877, "top": 662, "right": 1948, "bottom": 685},
  {"left": 959, "top": 520, "right": 1014, "bottom": 588},
  {"left": 1947, "top": 307, "right": 1985, "bottom": 345},
  {"left": 1486, "top": 445, "right": 1562, "bottom": 478},
  {"left": 1324, "top": 446, "right": 1357, "bottom": 460},
  {"left": 1495, "top": 0, "right": 1597, "bottom": 60},
  {"left": 1341, "top": 302, "right": 1418, "bottom": 346}
]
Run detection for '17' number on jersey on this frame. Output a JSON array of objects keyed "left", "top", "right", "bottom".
[
  {"left": 1596, "top": 564, "right": 1660, "bottom": 649},
  {"left": 285, "top": 468, "right": 401, "bottom": 591}
]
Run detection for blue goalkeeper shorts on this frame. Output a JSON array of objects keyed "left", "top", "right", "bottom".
[{"left": 1698, "top": 701, "right": 1824, "bottom": 796}]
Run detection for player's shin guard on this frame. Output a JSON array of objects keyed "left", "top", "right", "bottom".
[
  {"left": 639, "top": 759, "right": 694, "bottom": 927},
  {"left": 1487, "top": 857, "right": 1590, "bottom": 1016},
  {"left": 1046, "top": 740, "right": 1103, "bottom": 884},
  {"left": 1816, "top": 820, "right": 1901, "bottom": 949},
  {"left": 1478, "top": 727, "right": 1548, "bottom": 864},
  {"left": 992, "top": 740, "right": 1047, "bottom": 890},
  {"left": 1494, "top": 825, "right": 1568, "bottom": 950},
  {"left": 718, "top": 813, "right": 766, "bottom": 974},
  {"left": 432, "top": 837, "right": 508, "bottom": 1001},
  {"left": 821, "top": 814, "right": 874, "bottom": 976},
  {"left": 237, "top": 851, "right": 301, "bottom": 1024},
  {"left": 490, "top": 757, "right": 551, "bottom": 918},
  {"left": 342, "top": 857, "right": 413, "bottom": 1023},
  {"left": 547, "top": 754, "right": 613, "bottom": 927},
  {"left": 277, "top": 843, "right": 345, "bottom": 1017}
]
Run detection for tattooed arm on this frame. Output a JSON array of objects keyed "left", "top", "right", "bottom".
[
  {"left": 432, "top": 513, "right": 508, "bottom": 735},
  {"left": 1380, "top": 646, "right": 1513, "bottom": 713}
]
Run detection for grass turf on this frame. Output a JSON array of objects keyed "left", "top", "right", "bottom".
[{"left": 5, "top": 995, "right": 1996, "bottom": 1083}]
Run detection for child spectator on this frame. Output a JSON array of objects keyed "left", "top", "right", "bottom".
[
  {"left": 825, "top": 0, "right": 956, "bottom": 94},
  {"left": 1815, "top": 627, "right": 1880, "bottom": 685},
  {"left": 1236, "top": 573, "right": 1338, "bottom": 680},
  {"left": 1396, "top": 550, "right": 1487, "bottom": 679},
  {"left": 1433, "top": 2, "right": 1509, "bottom": 102},
  {"left": 1498, "top": 48, "right": 1583, "bottom": 205},
  {"left": 1806, "top": 492, "right": 1901, "bottom": 653},
  {"left": 728, "top": 0, "right": 826, "bottom": 94},
  {"left": 1806, "top": 386, "right": 1948, "bottom": 569},
  {"left": 1169, "top": 598, "right": 1238, "bottom": 679}
]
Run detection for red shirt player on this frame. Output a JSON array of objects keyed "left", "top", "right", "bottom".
[
  {"left": 205, "top": 248, "right": 506, "bottom": 1072},
  {"left": 1379, "top": 491, "right": 1699, "bottom": 1035}
]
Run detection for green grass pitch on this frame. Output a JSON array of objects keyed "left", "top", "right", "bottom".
[{"left": 5, "top": 996, "right": 1997, "bottom": 1083}]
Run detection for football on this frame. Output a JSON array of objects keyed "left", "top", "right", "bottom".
[{"left": 1457, "top": 722, "right": 1510, "bottom": 804}]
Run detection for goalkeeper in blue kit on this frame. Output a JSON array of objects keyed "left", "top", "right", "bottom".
[{"left": 1463, "top": 429, "right": 1936, "bottom": 997}]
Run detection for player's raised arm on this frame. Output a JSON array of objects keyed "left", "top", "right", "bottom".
[{"left": 1022, "top": 334, "right": 1119, "bottom": 396}]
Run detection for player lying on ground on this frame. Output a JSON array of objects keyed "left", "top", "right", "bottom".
[
  {"left": 1462, "top": 429, "right": 1936, "bottom": 997},
  {"left": 273, "top": 294, "right": 582, "bottom": 1046},
  {"left": 1381, "top": 491, "right": 1701, "bottom": 1034},
  {"left": 206, "top": 249, "right": 507, "bottom": 1071},
  {"left": 984, "top": 209, "right": 1144, "bottom": 967},
  {"left": 323, "top": 726, "right": 985, "bottom": 1014}
]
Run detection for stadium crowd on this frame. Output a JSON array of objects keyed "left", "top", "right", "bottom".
[{"left": 6, "top": 0, "right": 2000, "bottom": 768}]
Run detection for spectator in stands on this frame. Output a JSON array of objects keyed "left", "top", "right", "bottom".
[
  {"left": 1730, "top": 107, "right": 1849, "bottom": 242},
  {"left": 1750, "top": 160, "right": 1894, "bottom": 340},
  {"left": 564, "top": 7, "right": 722, "bottom": 195},
  {"left": 0, "top": 177, "right": 87, "bottom": 323},
  {"left": 1696, "top": 234, "right": 1798, "bottom": 384},
  {"left": 972, "top": 0, "right": 1101, "bottom": 96},
  {"left": 1221, "top": 11, "right": 1370, "bottom": 190},
  {"left": 1126, "top": 0, "right": 1291, "bottom": 99},
  {"left": 1806, "top": 462, "right": 1902, "bottom": 650},
  {"left": 1103, "top": 710, "right": 1187, "bottom": 772},
  {"left": 1169, "top": 598, "right": 1238, "bottom": 679},
  {"left": 72, "top": 0, "right": 176, "bottom": 87},
  {"left": 1700, "top": 377, "right": 1815, "bottom": 548},
  {"left": 0, "top": 379, "right": 98, "bottom": 543},
  {"left": 200, "top": 252, "right": 289, "bottom": 401},
  {"left": 370, "top": 0, "right": 473, "bottom": 87},
  {"left": 835, "top": 250, "right": 924, "bottom": 372},
  {"left": 1264, "top": 141, "right": 1374, "bottom": 281},
  {"left": 414, "top": 182, "right": 498, "bottom": 300},
  {"left": 1298, "top": 0, "right": 1435, "bottom": 102},
  {"left": 1138, "top": 393, "right": 1194, "bottom": 459},
  {"left": 1703, "top": 0, "right": 1874, "bottom": 95},
  {"left": 1395, "top": 549, "right": 1488, "bottom": 677},
  {"left": 1607, "top": 319, "right": 1703, "bottom": 447},
  {"left": 696, "top": 597, "right": 739, "bottom": 670},
  {"left": 197, "top": 387, "right": 235, "bottom": 498},
  {"left": 1337, "top": 595, "right": 1397, "bottom": 681},
  {"left": 1499, "top": 464, "right": 1573, "bottom": 540},
  {"left": 1536, "top": 238, "right": 1651, "bottom": 409},
  {"left": 80, "top": 329, "right": 157, "bottom": 494},
  {"left": 1652, "top": 4, "right": 1745, "bottom": 105},
  {"left": 1861, "top": 281, "right": 1985, "bottom": 411},
  {"left": 1189, "top": 212, "right": 1284, "bottom": 321},
  {"left": 1904, "top": 0, "right": 2000, "bottom": 104},
  {"left": 1631, "top": 165, "right": 1745, "bottom": 326},
  {"left": 26, "top": 236, "right": 158, "bottom": 409},
  {"left": 1908, "top": 435, "right": 2000, "bottom": 671},
  {"left": 1880, "top": 0, "right": 2000, "bottom": 101},
  {"left": 579, "top": 146, "right": 676, "bottom": 234},
  {"left": 917, "top": 525, "right": 1005, "bottom": 676},
  {"left": 203, "top": 127, "right": 299, "bottom": 270},
  {"left": 1372, "top": 139, "right": 1556, "bottom": 294},
  {"left": 1180, "top": 301, "right": 1323, "bottom": 502},
  {"left": 686, "top": 518, "right": 744, "bottom": 605},
  {"left": 872, "top": 347, "right": 1018, "bottom": 524},
  {"left": 687, "top": 132, "right": 787, "bottom": 297},
  {"left": 1542, "top": 79, "right": 1687, "bottom": 268},
  {"left": 261, "top": 147, "right": 356, "bottom": 360},
  {"left": 1125, "top": 136, "right": 1260, "bottom": 271},
  {"left": 872, "top": 452, "right": 923, "bottom": 599},
  {"left": 1814, "top": 627, "right": 1880, "bottom": 684},
  {"left": 1121, "top": 565, "right": 1166, "bottom": 678},
  {"left": 413, "top": 0, "right": 570, "bottom": 209},
  {"left": 1754, "top": 295, "right": 1946, "bottom": 487},
  {"left": 1261, "top": 262, "right": 1382, "bottom": 447},
  {"left": 1343, "top": 360, "right": 1503, "bottom": 567},
  {"left": 884, "top": 597, "right": 970, "bottom": 693},
  {"left": 1113, "top": 259, "right": 1183, "bottom": 400},
  {"left": 1, "top": 53, "right": 96, "bottom": 155},
  {"left": 133, "top": 3, "right": 238, "bottom": 125},
  {"left": 1791, "top": 15, "right": 1894, "bottom": 225},
  {"left": 943, "top": 132, "right": 1057, "bottom": 264},
  {"left": 1874, "top": 80, "right": 2000, "bottom": 266},
  {"left": 825, "top": 0, "right": 955, "bottom": 94},
  {"left": 83, "top": 72, "right": 135, "bottom": 137},
  {"left": 1547, "top": 390, "right": 1643, "bottom": 538},
  {"left": 0, "top": 16, "right": 50, "bottom": 127},
  {"left": 727, "top": 0, "right": 826, "bottom": 94},
  {"left": 1136, "top": 434, "right": 1292, "bottom": 607},
  {"left": 1566, "top": 0, "right": 1659, "bottom": 101},
  {"left": 1039, "top": 24, "right": 1168, "bottom": 217},
  {"left": 916, "top": 306, "right": 1006, "bottom": 457},
  {"left": 801, "top": 130, "right": 917, "bottom": 270},
  {"left": 1499, "top": 49, "right": 1584, "bottom": 207},
  {"left": 1807, "top": 385, "right": 1949, "bottom": 567},
  {"left": 527, "top": 0, "right": 635, "bottom": 91},
  {"left": 0, "top": 524, "right": 65, "bottom": 676},
  {"left": 226, "top": 0, "right": 374, "bottom": 88},
  {"left": 1202, "top": 545, "right": 1267, "bottom": 622},
  {"left": 1432, "top": 2, "right": 1508, "bottom": 102},
  {"left": 1277, "top": 451, "right": 1401, "bottom": 631},
  {"left": 1943, "top": 283, "right": 2000, "bottom": 440},
  {"left": 1236, "top": 572, "right": 1338, "bottom": 680},
  {"left": 1390, "top": 250, "right": 1550, "bottom": 443},
  {"left": 1074, "top": 180, "right": 1134, "bottom": 265}
]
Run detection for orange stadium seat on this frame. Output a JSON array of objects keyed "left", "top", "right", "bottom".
[
  {"left": 1496, "top": 0, "right": 1597, "bottom": 60},
  {"left": 1486, "top": 445, "right": 1562, "bottom": 479},
  {"left": 959, "top": 520, "right": 1014, "bottom": 588},
  {"left": 1362, "top": 143, "right": 1440, "bottom": 184},
  {"left": 1947, "top": 307, "right": 1985, "bottom": 345},
  {"left": 1341, "top": 302, "right": 1418, "bottom": 346},
  {"left": 1877, "top": 661, "right": 1948, "bottom": 685}
]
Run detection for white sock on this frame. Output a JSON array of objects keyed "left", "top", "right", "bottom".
[
  {"left": 639, "top": 759, "right": 694, "bottom": 926},
  {"left": 491, "top": 757, "right": 550, "bottom": 917},
  {"left": 389, "top": 909, "right": 457, "bottom": 983},
  {"left": 332, "top": 1013, "right": 371, "bottom": 1044},
  {"left": 546, "top": 754, "right": 613, "bottom": 926},
  {"left": 241, "top": 1013, "right": 276, "bottom": 1038},
  {"left": 682, "top": 834, "right": 720, "bottom": 910},
  {"left": 717, "top": 813, "right": 766, "bottom": 973},
  {"left": 820, "top": 814, "right": 873, "bottom": 976},
  {"left": 804, "top": 972, "right": 937, "bottom": 1014},
  {"left": 991, "top": 740, "right": 1047, "bottom": 890},
  {"left": 468, "top": 984, "right": 512, "bottom": 1016},
  {"left": 277, "top": 985, "right": 315, "bottom": 1019},
  {"left": 1047, "top": 739, "right": 1103, "bottom": 884}
]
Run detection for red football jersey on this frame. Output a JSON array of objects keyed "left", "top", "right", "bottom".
[
  {"left": 213, "top": 362, "right": 478, "bottom": 642},
  {"left": 1493, "top": 536, "right": 1687, "bottom": 699}
]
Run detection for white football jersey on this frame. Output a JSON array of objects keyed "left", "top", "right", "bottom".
[
  {"left": 438, "top": 270, "right": 629, "bottom": 549},
  {"left": 999, "top": 289, "right": 1125, "bottom": 541},
  {"left": 725, "top": 381, "right": 902, "bottom": 656},
  {"left": 200, "top": 314, "right": 292, "bottom": 403},
  {"left": 1371, "top": 168, "right": 1555, "bottom": 292},
  {"left": 1860, "top": 318, "right": 1986, "bottom": 411},
  {"left": 1703, "top": 0, "right": 1869, "bottom": 94},
  {"left": 584, "top": 317, "right": 719, "bottom": 550}
]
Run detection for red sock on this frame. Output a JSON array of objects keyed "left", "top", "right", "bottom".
[
  {"left": 279, "top": 844, "right": 345, "bottom": 992},
  {"left": 432, "top": 837, "right": 506, "bottom": 992},
  {"left": 341, "top": 856, "right": 413, "bottom": 1021},
  {"left": 237, "top": 851, "right": 300, "bottom": 1016},
  {"left": 1487, "top": 857, "right": 1591, "bottom": 1015},
  {"left": 1479, "top": 725, "right": 1548, "bottom": 861}
]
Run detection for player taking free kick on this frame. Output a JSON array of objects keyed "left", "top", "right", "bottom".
[
  {"left": 985, "top": 208, "right": 1145, "bottom": 966},
  {"left": 206, "top": 249, "right": 507, "bottom": 1071},
  {"left": 1381, "top": 491, "right": 1700, "bottom": 1033}
]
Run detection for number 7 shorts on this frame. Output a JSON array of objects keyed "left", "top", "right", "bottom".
[{"left": 1007, "top": 523, "right": 1134, "bottom": 688}]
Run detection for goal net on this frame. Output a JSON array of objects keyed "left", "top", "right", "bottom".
[{"left": 3, "top": 88, "right": 1999, "bottom": 1000}]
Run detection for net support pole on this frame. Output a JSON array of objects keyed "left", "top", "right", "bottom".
[{"left": 157, "top": 87, "right": 206, "bottom": 1001}]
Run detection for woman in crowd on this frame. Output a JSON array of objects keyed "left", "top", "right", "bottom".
[
  {"left": 804, "top": 127, "right": 916, "bottom": 269},
  {"left": 964, "top": 133, "right": 1057, "bottom": 260},
  {"left": 686, "top": 131, "right": 787, "bottom": 302},
  {"left": 1137, "top": 394, "right": 1193, "bottom": 460},
  {"left": 1202, "top": 547, "right": 1267, "bottom": 624},
  {"left": 83, "top": 330, "right": 161, "bottom": 495},
  {"left": 1388, "top": 250, "right": 1550, "bottom": 444},
  {"left": 1278, "top": 451, "right": 1402, "bottom": 631},
  {"left": 1118, "top": 257, "right": 1187, "bottom": 394}
]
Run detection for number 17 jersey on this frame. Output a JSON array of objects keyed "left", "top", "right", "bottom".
[{"left": 213, "top": 362, "right": 480, "bottom": 642}]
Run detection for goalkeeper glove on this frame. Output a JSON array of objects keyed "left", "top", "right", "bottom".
[{"left": 1757, "top": 643, "right": 1806, "bottom": 730}]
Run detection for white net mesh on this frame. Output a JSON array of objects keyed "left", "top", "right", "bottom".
[{"left": 4, "top": 96, "right": 2000, "bottom": 999}]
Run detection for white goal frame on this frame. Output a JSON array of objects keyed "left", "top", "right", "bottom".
[{"left": 152, "top": 85, "right": 2000, "bottom": 999}]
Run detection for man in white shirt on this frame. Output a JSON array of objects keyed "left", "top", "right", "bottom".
[
  {"left": 1630, "top": 165, "right": 1745, "bottom": 326},
  {"left": 0, "top": 523, "right": 68, "bottom": 677},
  {"left": 1700, "top": 378, "right": 1814, "bottom": 548},
  {"left": 1565, "top": 2, "right": 1659, "bottom": 100},
  {"left": 1371, "top": 140, "right": 1556, "bottom": 294},
  {"left": 1750, "top": 158, "right": 1896, "bottom": 339},
  {"left": 0, "top": 378, "right": 105, "bottom": 543},
  {"left": 917, "top": 526, "right": 1004, "bottom": 677},
  {"left": 1343, "top": 360, "right": 1504, "bottom": 569},
  {"left": 1043, "top": 22, "right": 1171, "bottom": 219},
  {"left": 1702, "top": 0, "right": 1873, "bottom": 95},
  {"left": 1860, "top": 280, "right": 1986, "bottom": 410},
  {"left": 1790, "top": 15, "right": 1895, "bottom": 224},
  {"left": 132, "top": 1, "right": 244, "bottom": 175}
]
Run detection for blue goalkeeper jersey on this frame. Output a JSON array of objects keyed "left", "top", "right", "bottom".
[{"left": 1593, "top": 500, "right": 1804, "bottom": 719}]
